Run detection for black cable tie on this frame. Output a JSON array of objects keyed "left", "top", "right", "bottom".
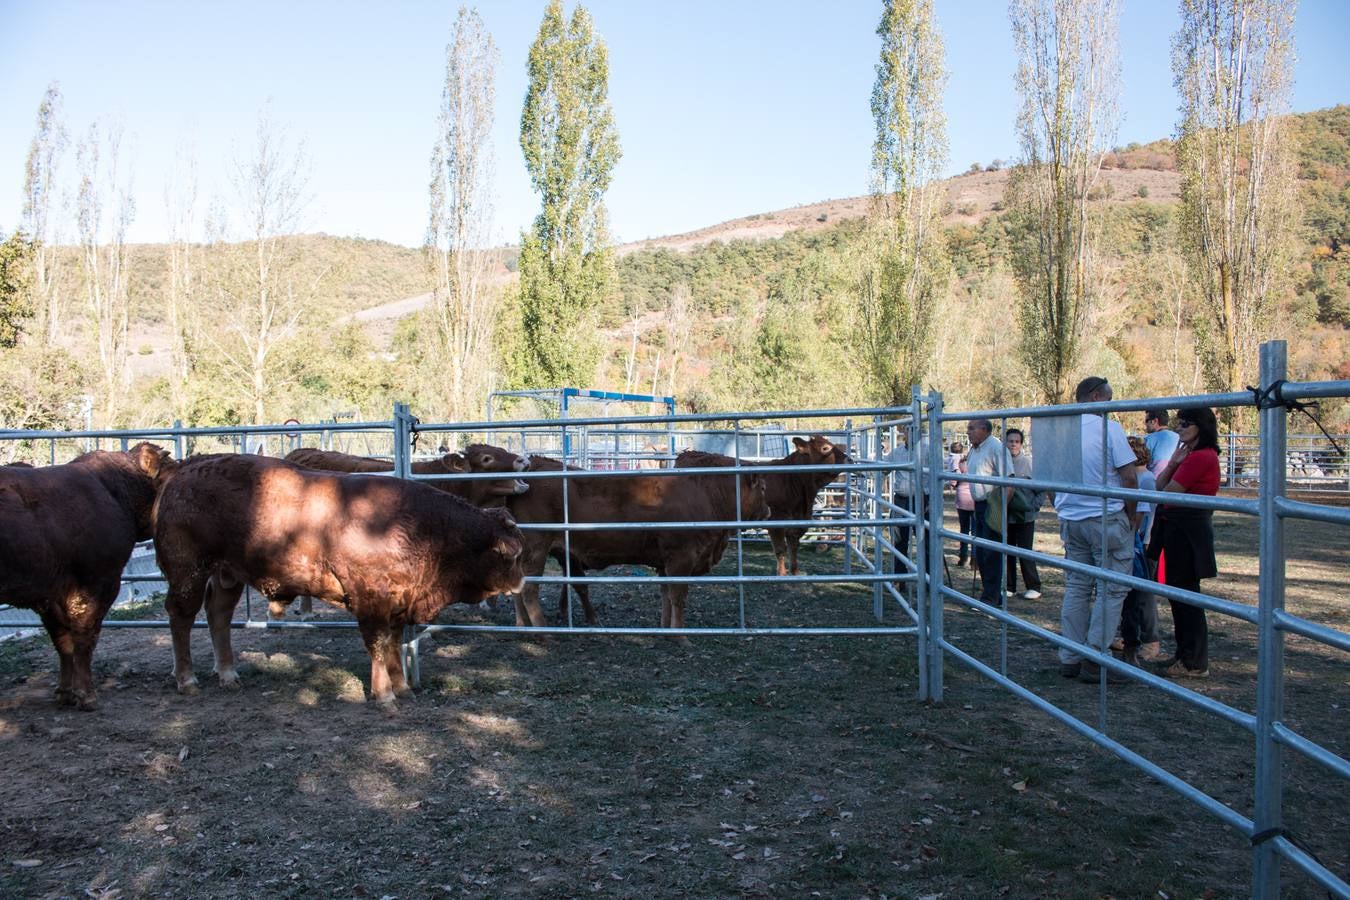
[
  {"left": 1246, "top": 381, "right": 1347, "bottom": 458},
  {"left": 1249, "top": 826, "right": 1289, "bottom": 847}
]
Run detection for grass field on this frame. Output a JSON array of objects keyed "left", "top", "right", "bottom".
[{"left": 0, "top": 507, "right": 1345, "bottom": 898}]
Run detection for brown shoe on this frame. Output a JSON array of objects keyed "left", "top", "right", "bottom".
[
  {"left": 1108, "top": 638, "right": 1125, "bottom": 652},
  {"left": 1078, "top": 660, "right": 1127, "bottom": 684},
  {"left": 1159, "top": 659, "right": 1208, "bottom": 679},
  {"left": 1137, "top": 642, "right": 1163, "bottom": 662}
]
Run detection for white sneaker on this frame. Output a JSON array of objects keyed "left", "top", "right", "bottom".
[{"left": 1022, "top": 589, "right": 1042, "bottom": 600}]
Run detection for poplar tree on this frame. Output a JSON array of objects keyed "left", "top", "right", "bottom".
[
  {"left": 427, "top": 6, "right": 499, "bottom": 422},
  {"left": 517, "top": 0, "right": 621, "bottom": 388},
  {"left": 1173, "top": 0, "right": 1296, "bottom": 419},
  {"left": 75, "top": 121, "right": 135, "bottom": 427},
  {"left": 861, "top": 0, "right": 950, "bottom": 406},
  {"left": 1006, "top": 0, "right": 1120, "bottom": 403},
  {"left": 21, "top": 83, "right": 68, "bottom": 346}
]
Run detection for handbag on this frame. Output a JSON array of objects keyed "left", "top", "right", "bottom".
[{"left": 984, "top": 488, "right": 1032, "bottom": 532}]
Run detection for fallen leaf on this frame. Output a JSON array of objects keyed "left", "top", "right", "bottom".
[
  {"left": 12, "top": 859, "right": 42, "bottom": 868},
  {"left": 177, "top": 746, "right": 189, "bottom": 762},
  {"left": 1011, "top": 781, "right": 1027, "bottom": 792}
]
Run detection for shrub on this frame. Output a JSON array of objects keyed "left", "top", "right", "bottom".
[
  {"left": 1136, "top": 185, "right": 1150, "bottom": 199},
  {"left": 957, "top": 202, "right": 978, "bottom": 216}
]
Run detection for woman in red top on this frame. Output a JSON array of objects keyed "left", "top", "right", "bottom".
[{"left": 1152, "top": 406, "right": 1221, "bottom": 677}]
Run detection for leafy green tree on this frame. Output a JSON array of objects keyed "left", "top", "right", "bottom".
[
  {"left": 516, "top": 0, "right": 621, "bottom": 387},
  {"left": 0, "top": 231, "right": 34, "bottom": 348},
  {"left": 861, "top": 0, "right": 950, "bottom": 406},
  {"left": 1173, "top": 0, "right": 1297, "bottom": 421}
]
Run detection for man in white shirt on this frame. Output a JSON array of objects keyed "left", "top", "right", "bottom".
[
  {"left": 965, "top": 419, "right": 1011, "bottom": 607},
  {"left": 1054, "top": 377, "right": 1138, "bottom": 682}
]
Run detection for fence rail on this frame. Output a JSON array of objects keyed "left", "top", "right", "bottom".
[{"left": 1, "top": 340, "right": 1346, "bottom": 897}]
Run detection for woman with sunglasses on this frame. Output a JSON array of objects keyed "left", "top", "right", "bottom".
[{"left": 1151, "top": 407, "right": 1221, "bottom": 677}]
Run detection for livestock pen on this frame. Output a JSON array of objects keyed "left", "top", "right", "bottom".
[{"left": 0, "top": 339, "right": 1345, "bottom": 898}]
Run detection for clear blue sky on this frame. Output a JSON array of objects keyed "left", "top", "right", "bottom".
[{"left": 1, "top": 0, "right": 1346, "bottom": 248}]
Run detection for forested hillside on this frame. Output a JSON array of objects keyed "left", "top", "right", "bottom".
[{"left": 6, "top": 107, "right": 1348, "bottom": 430}]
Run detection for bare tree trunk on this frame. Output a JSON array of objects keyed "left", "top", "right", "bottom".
[
  {"left": 75, "top": 122, "right": 134, "bottom": 427},
  {"left": 164, "top": 144, "right": 199, "bottom": 420},
  {"left": 21, "top": 83, "right": 68, "bottom": 347},
  {"left": 427, "top": 7, "right": 499, "bottom": 423},
  {"left": 1007, "top": 0, "right": 1120, "bottom": 403}
]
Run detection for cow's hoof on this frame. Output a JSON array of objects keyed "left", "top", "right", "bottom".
[
  {"left": 74, "top": 691, "right": 99, "bottom": 711},
  {"left": 176, "top": 677, "right": 200, "bottom": 696},
  {"left": 54, "top": 688, "right": 75, "bottom": 707},
  {"left": 216, "top": 670, "right": 241, "bottom": 690},
  {"left": 667, "top": 634, "right": 692, "bottom": 647},
  {"left": 296, "top": 612, "right": 315, "bottom": 622},
  {"left": 372, "top": 693, "right": 399, "bottom": 712}
]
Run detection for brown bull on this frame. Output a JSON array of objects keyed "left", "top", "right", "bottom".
[
  {"left": 0, "top": 443, "right": 169, "bottom": 709},
  {"left": 285, "top": 444, "right": 594, "bottom": 622},
  {"left": 507, "top": 454, "right": 766, "bottom": 633},
  {"left": 152, "top": 453, "right": 526, "bottom": 705},
  {"left": 284, "top": 445, "right": 528, "bottom": 506},
  {"left": 677, "top": 435, "right": 850, "bottom": 577}
]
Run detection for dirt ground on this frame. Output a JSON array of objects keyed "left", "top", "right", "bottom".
[{"left": 0, "top": 508, "right": 1345, "bottom": 899}]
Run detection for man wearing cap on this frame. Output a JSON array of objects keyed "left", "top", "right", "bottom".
[{"left": 1055, "top": 376, "right": 1138, "bottom": 682}]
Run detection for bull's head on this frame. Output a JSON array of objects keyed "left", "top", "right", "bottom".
[
  {"left": 792, "top": 434, "right": 851, "bottom": 467},
  {"left": 481, "top": 507, "right": 527, "bottom": 598},
  {"left": 444, "top": 444, "right": 530, "bottom": 507}
]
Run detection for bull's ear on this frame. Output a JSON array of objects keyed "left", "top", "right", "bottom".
[
  {"left": 792, "top": 437, "right": 808, "bottom": 450},
  {"left": 818, "top": 440, "right": 834, "bottom": 456},
  {"left": 445, "top": 453, "right": 468, "bottom": 473},
  {"left": 488, "top": 506, "right": 517, "bottom": 528},
  {"left": 493, "top": 534, "right": 522, "bottom": 558},
  {"left": 477, "top": 452, "right": 496, "bottom": 469},
  {"left": 132, "top": 442, "right": 170, "bottom": 478}
]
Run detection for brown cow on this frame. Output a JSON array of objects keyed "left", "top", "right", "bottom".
[
  {"left": 0, "top": 443, "right": 169, "bottom": 709},
  {"left": 285, "top": 445, "right": 528, "bottom": 507},
  {"left": 152, "top": 454, "right": 526, "bottom": 705},
  {"left": 678, "top": 435, "right": 850, "bottom": 577},
  {"left": 508, "top": 454, "right": 766, "bottom": 633},
  {"left": 284, "top": 444, "right": 593, "bottom": 623}
]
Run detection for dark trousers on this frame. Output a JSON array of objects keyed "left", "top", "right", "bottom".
[
  {"left": 892, "top": 494, "right": 929, "bottom": 573},
  {"left": 972, "top": 500, "right": 1003, "bottom": 604},
  {"left": 1004, "top": 521, "right": 1041, "bottom": 593},
  {"left": 1121, "top": 559, "right": 1159, "bottom": 647},
  {"left": 1168, "top": 578, "right": 1209, "bottom": 671},
  {"left": 956, "top": 509, "right": 974, "bottom": 564}
]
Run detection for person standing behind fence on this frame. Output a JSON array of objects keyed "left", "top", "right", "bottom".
[
  {"left": 953, "top": 447, "right": 975, "bottom": 568},
  {"left": 1119, "top": 437, "right": 1163, "bottom": 664},
  {"left": 965, "top": 419, "right": 1010, "bottom": 607},
  {"left": 1150, "top": 406, "right": 1221, "bottom": 678},
  {"left": 1054, "top": 377, "right": 1138, "bottom": 681},
  {"left": 1143, "top": 408, "right": 1180, "bottom": 476},
  {"left": 1003, "top": 428, "right": 1043, "bottom": 600}
]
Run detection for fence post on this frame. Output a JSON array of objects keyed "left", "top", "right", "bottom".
[
  {"left": 392, "top": 402, "right": 420, "bottom": 687},
  {"left": 1253, "top": 341, "right": 1288, "bottom": 896},
  {"left": 872, "top": 415, "right": 884, "bottom": 622},
  {"left": 1227, "top": 432, "right": 1237, "bottom": 489},
  {"left": 923, "top": 390, "right": 945, "bottom": 704}
]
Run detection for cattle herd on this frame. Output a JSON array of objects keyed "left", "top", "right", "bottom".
[{"left": 0, "top": 435, "right": 850, "bottom": 709}]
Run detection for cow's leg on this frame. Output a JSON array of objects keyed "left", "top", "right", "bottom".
[
  {"left": 383, "top": 622, "right": 412, "bottom": 700},
  {"left": 513, "top": 541, "right": 550, "bottom": 628},
  {"left": 787, "top": 529, "right": 803, "bottom": 576},
  {"left": 768, "top": 529, "right": 789, "bottom": 577},
  {"left": 297, "top": 596, "right": 314, "bottom": 620},
  {"left": 205, "top": 573, "right": 245, "bottom": 689},
  {"left": 358, "top": 618, "right": 399, "bottom": 706},
  {"left": 39, "top": 609, "right": 76, "bottom": 707},
  {"left": 165, "top": 571, "right": 209, "bottom": 694},
  {"left": 662, "top": 581, "right": 692, "bottom": 645},
  {"left": 67, "top": 581, "right": 118, "bottom": 711},
  {"left": 577, "top": 582, "right": 599, "bottom": 626}
]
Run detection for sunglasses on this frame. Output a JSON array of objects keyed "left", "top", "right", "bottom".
[{"left": 1177, "top": 419, "right": 1195, "bottom": 428}]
